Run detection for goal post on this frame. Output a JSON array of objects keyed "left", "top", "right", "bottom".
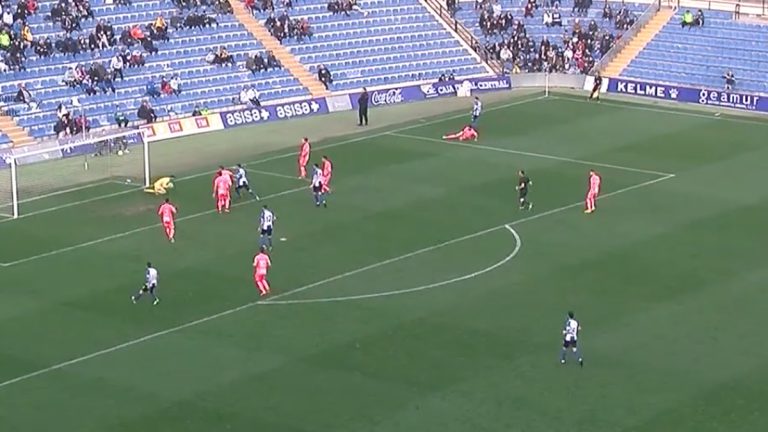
[{"left": 0, "top": 129, "right": 149, "bottom": 219}]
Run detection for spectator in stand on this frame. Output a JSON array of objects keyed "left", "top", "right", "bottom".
[
  {"left": 602, "top": 1, "right": 613, "bottom": 21},
  {"left": 137, "top": 100, "right": 157, "bottom": 123},
  {"left": 191, "top": 104, "right": 202, "bottom": 116},
  {"left": 238, "top": 86, "right": 249, "bottom": 105},
  {"left": 551, "top": 6, "right": 562, "bottom": 27},
  {"left": 681, "top": 9, "right": 694, "bottom": 28},
  {"left": 116, "top": 0, "right": 132, "bottom": 6},
  {"left": 215, "top": 0, "right": 233, "bottom": 14},
  {"left": 169, "top": 75, "right": 181, "bottom": 96},
  {"left": 114, "top": 105, "right": 129, "bottom": 127},
  {"left": 14, "top": 83, "right": 36, "bottom": 108},
  {"left": 446, "top": 0, "right": 457, "bottom": 17},
  {"left": 129, "top": 49, "right": 145, "bottom": 67},
  {"left": 110, "top": 52, "right": 124, "bottom": 80},
  {"left": 266, "top": 50, "right": 281, "bottom": 68},
  {"left": 205, "top": 48, "right": 216, "bottom": 64},
  {"left": 81, "top": 75, "right": 97, "bottom": 95},
  {"left": 500, "top": 44, "right": 513, "bottom": 72},
  {"left": 245, "top": 0, "right": 256, "bottom": 15},
  {"left": 543, "top": 8, "right": 552, "bottom": 27},
  {"left": 145, "top": 79, "right": 161, "bottom": 98},
  {"left": 0, "top": 28, "right": 10, "bottom": 50},
  {"left": 160, "top": 76, "right": 173, "bottom": 96},
  {"left": 0, "top": 57, "right": 9, "bottom": 73},
  {"left": 3, "top": 6, "right": 14, "bottom": 27},
  {"left": 694, "top": 9, "right": 704, "bottom": 27},
  {"left": 247, "top": 85, "right": 260, "bottom": 106},
  {"left": 214, "top": 46, "right": 235, "bottom": 65},
  {"left": 74, "top": 114, "right": 90, "bottom": 134},
  {"left": 524, "top": 0, "right": 534, "bottom": 18},
  {"left": 298, "top": 17, "right": 312, "bottom": 41},
  {"left": 317, "top": 64, "right": 332, "bottom": 89},
  {"left": 723, "top": 70, "right": 735, "bottom": 90}
]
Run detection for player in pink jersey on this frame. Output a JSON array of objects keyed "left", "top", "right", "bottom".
[
  {"left": 442, "top": 125, "right": 478, "bottom": 141},
  {"left": 298, "top": 137, "right": 311, "bottom": 179},
  {"left": 213, "top": 172, "right": 232, "bottom": 213},
  {"left": 157, "top": 198, "right": 177, "bottom": 243},
  {"left": 585, "top": 170, "right": 601, "bottom": 214},
  {"left": 253, "top": 246, "right": 272, "bottom": 296},
  {"left": 321, "top": 155, "right": 333, "bottom": 193}
]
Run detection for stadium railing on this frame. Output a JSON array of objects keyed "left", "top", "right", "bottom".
[
  {"left": 590, "top": 1, "right": 662, "bottom": 75},
  {"left": 421, "top": 0, "right": 505, "bottom": 75}
]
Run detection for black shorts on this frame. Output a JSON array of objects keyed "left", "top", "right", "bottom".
[
  {"left": 236, "top": 182, "right": 249, "bottom": 190},
  {"left": 312, "top": 184, "right": 322, "bottom": 193},
  {"left": 261, "top": 227, "right": 273, "bottom": 236},
  {"left": 563, "top": 339, "right": 577, "bottom": 349},
  {"left": 518, "top": 189, "right": 528, "bottom": 199},
  {"left": 142, "top": 283, "right": 157, "bottom": 293}
]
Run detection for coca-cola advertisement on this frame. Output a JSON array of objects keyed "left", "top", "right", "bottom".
[{"left": 350, "top": 76, "right": 511, "bottom": 109}]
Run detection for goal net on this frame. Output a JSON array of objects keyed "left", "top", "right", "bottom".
[{"left": 0, "top": 129, "right": 149, "bottom": 218}]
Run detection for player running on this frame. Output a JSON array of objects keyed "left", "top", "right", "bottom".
[
  {"left": 234, "top": 164, "right": 259, "bottom": 200},
  {"left": 471, "top": 96, "right": 482, "bottom": 125},
  {"left": 259, "top": 204, "right": 276, "bottom": 251},
  {"left": 321, "top": 155, "right": 333, "bottom": 193},
  {"left": 298, "top": 137, "right": 311, "bottom": 179},
  {"left": 516, "top": 170, "right": 533, "bottom": 210},
  {"left": 311, "top": 163, "right": 327, "bottom": 208},
  {"left": 253, "top": 246, "right": 272, "bottom": 296},
  {"left": 560, "top": 311, "right": 583, "bottom": 367},
  {"left": 157, "top": 198, "right": 177, "bottom": 243},
  {"left": 144, "top": 175, "right": 175, "bottom": 195},
  {"left": 442, "top": 125, "right": 478, "bottom": 141},
  {"left": 584, "top": 169, "right": 601, "bottom": 214},
  {"left": 132, "top": 262, "right": 160, "bottom": 305},
  {"left": 213, "top": 171, "right": 233, "bottom": 213}
]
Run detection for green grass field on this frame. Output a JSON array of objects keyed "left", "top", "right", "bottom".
[{"left": 1, "top": 92, "right": 767, "bottom": 431}]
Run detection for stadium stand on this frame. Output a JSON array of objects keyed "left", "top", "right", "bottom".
[
  {"left": 0, "top": 0, "right": 308, "bottom": 140},
  {"left": 251, "top": 0, "right": 491, "bottom": 91},
  {"left": 621, "top": 9, "right": 768, "bottom": 93},
  {"left": 0, "top": 131, "right": 11, "bottom": 146},
  {"left": 455, "top": 0, "right": 645, "bottom": 73}
]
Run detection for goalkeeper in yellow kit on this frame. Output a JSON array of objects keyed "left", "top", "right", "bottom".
[{"left": 144, "top": 175, "right": 175, "bottom": 195}]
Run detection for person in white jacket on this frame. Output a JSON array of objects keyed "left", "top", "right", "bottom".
[{"left": 110, "top": 53, "right": 124, "bottom": 81}]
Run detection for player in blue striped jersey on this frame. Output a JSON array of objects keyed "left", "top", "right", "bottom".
[
  {"left": 471, "top": 97, "right": 482, "bottom": 125},
  {"left": 560, "top": 311, "right": 584, "bottom": 367},
  {"left": 259, "top": 205, "right": 276, "bottom": 251},
  {"left": 132, "top": 262, "right": 160, "bottom": 305},
  {"left": 234, "top": 164, "right": 259, "bottom": 200}
]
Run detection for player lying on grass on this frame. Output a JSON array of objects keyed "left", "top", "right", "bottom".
[
  {"left": 442, "top": 125, "right": 478, "bottom": 141},
  {"left": 144, "top": 175, "right": 175, "bottom": 195}
]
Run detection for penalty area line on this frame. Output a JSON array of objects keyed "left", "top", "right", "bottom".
[
  {"left": 389, "top": 132, "right": 676, "bottom": 177},
  {"left": 0, "top": 184, "right": 308, "bottom": 268},
  {"left": 0, "top": 172, "right": 675, "bottom": 389}
]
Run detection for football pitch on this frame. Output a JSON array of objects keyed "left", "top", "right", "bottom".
[{"left": 1, "top": 92, "right": 767, "bottom": 431}]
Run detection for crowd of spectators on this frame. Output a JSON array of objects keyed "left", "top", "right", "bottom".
[
  {"left": 476, "top": 0, "right": 620, "bottom": 74},
  {"left": 238, "top": 85, "right": 260, "bottom": 106},
  {"left": 244, "top": 50, "right": 281, "bottom": 73},
  {"left": 263, "top": 10, "right": 312, "bottom": 43},
  {"left": 53, "top": 102, "right": 91, "bottom": 137},
  {"left": 0, "top": 0, "right": 39, "bottom": 72}
]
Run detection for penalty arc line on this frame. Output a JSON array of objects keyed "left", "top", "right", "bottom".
[
  {"left": 0, "top": 185, "right": 309, "bottom": 267},
  {"left": 0, "top": 95, "right": 549, "bottom": 224},
  {"left": 0, "top": 173, "right": 675, "bottom": 389},
  {"left": 263, "top": 225, "right": 522, "bottom": 305}
]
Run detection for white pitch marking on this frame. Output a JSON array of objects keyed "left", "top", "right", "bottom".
[
  {"left": 0, "top": 185, "right": 308, "bottom": 267},
  {"left": 0, "top": 95, "right": 549, "bottom": 224},
  {"left": 551, "top": 95, "right": 768, "bottom": 127},
  {"left": 0, "top": 171, "right": 676, "bottom": 389},
  {"left": 263, "top": 225, "right": 521, "bottom": 305},
  {"left": 390, "top": 132, "right": 675, "bottom": 177}
]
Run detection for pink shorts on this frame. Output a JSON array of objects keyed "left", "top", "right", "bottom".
[{"left": 254, "top": 273, "right": 266, "bottom": 282}]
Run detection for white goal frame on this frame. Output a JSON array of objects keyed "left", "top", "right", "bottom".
[{"left": 2, "top": 129, "right": 149, "bottom": 219}]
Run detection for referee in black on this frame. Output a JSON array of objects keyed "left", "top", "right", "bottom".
[
  {"left": 516, "top": 170, "right": 533, "bottom": 210},
  {"left": 357, "top": 87, "right": 369, "bottom": 126},
  {"left": 589, "top": 73, "right": 603, "bottom": 102}
]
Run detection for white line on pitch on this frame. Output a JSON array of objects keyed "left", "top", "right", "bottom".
[
  {"left": 389, "top": 132, "right": 676, "bottom": 177},
  {"left": 0, "top": 173, "right": 675, "bottom": 389},
  {"left": 264, "top": 225, "right": 522, "bottom": 305},
  {"left": 551, "top": 95, "right": 768, "bottom": 127},
  {"left": 0, "top": 95, "right": 547, "bottom": 224},
  {"left": 0, "top": 185, "right": 308, "bottom": 267}
]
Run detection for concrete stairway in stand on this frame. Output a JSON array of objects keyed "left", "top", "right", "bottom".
[
  {"left": 603, "top": 7, "right": 676, "bottom": 77},
  {"left": 231, "top": 1, "right": 329, "bottom": 97},
  {"left": 0, "top": 114, "right": 35, "bottom": 146}
]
